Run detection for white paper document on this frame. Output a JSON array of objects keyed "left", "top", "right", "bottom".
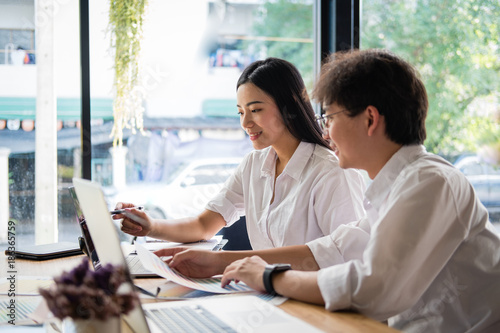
[
  {"left": 135, "top": 244, "right": 254, "bottom": 294},
  {"left": 138, "top": 235, "right": 224, "bottom": 252}
]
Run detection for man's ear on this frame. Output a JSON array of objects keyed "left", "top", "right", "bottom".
[{"left": 366, "top": 105, "right": 382, "bottom": 137}]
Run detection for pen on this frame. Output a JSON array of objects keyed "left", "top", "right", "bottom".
[
  {"left": 134, "top": 284, "right": 158, "bottom": 298},
  {"left": 110, "top": 206, "right": 144, "bottom": 215}
]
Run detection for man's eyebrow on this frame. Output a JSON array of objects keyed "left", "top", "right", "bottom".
[{"left": 236, "top": 101, "right": 264, "bottom": 108}]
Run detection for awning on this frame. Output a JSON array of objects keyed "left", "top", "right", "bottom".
[
  {"left": 0, "top": 97, "right": 114, "bottom": 120},
  {"left": 0, "top": 97, "right": 238, "bottom": 120}
]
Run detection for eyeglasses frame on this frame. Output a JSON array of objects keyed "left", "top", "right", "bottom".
[{"left": 315, "top": 109, "right": 348, "bottom": 129}]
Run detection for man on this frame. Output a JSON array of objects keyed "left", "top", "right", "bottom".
[{"left": 157, "top": 49, "right": 500, "bottom": 332}]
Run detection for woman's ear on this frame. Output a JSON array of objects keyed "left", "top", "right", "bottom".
[{"left": 366, "top": 105, "right": 382, "bottom": 137}]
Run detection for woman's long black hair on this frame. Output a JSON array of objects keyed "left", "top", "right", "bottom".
[{"left": 237, "top": 58, "right": 330, "bottom": 149}]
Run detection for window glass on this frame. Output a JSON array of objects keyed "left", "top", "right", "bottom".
[
  {"left": 485, "top": 164, "right": 500, "bottom": 176},
  {"left": 0, "top": 1, "right": 81, "bottom": 246},
  {"left": 185, "top": 163, "right": 240, "bottom": 186},
  {"left": 89, "top": 1, "right": 314, "bottom": 228},
  {"left": 489, "top": 180, "right": 500, "bottom": 208},
  {"left": 0, "top": 0, "right": 313, "bottom": 246},
  {"left": 460, "top": 162, "right": 483, "bottom": 176},
  {"left": 361, "top": 0, "right": 500, "bottom": 228},
  {"left": 0, "top": 28, "right": 36, "bottom": 64}
]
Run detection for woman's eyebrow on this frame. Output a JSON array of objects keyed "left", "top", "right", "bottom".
[{"left": 236, "top": 100, "right": 264, "bottom": 108}]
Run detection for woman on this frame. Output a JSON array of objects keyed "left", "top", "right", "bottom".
[{"left": 115, "top": 57, "right": 365, "bottom": 249}]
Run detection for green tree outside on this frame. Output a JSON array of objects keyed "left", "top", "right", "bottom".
[
  {"left": 241, "top": 0, "right": 315, "bottom": 89},
  {"left": 361, "top": 0, "right": 500, "bottom": 158}
]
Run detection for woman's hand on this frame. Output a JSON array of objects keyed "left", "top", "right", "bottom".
[{"left": 113, "top": 202, "right": 153, "bottom": 237}]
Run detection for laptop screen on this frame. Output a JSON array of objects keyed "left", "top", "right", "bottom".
[
  {"left": 68, "top": 186, "right": 100, "bottom": 269},
  {"left": 72, "top": 178, "right": 152, "bottom": 332}
]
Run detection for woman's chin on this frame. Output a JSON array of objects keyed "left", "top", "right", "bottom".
[{"left": 251, "top": 142, "right": 271, "bottom": 150}]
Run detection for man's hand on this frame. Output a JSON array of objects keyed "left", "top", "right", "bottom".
[
  {"left": 221, "top": 256, "right": 267, "bottom": 292},
  {"left": 154, "top": 248, "right": 225, "bottom": 278}
]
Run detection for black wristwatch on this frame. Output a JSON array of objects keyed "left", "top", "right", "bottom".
[{"left": 263, "top": 263, "right": 292, "bottom": 296}]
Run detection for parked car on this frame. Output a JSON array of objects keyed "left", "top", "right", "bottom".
[
  {"left": 104, "top": 158, "right": 242, "bottom": 219},
  {"left": 454, "top": 155, "right": 500, "bottom": 209}
]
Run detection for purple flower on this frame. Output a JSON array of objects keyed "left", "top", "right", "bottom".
[{"left": 39, "top": 258, "right": 138, "bottom": 320}]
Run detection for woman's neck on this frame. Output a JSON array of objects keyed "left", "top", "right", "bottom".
[{"left": 273, "top": 137, "right": 301, "bottom": 175}]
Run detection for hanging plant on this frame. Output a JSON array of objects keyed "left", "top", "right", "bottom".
[{"left": 108, "top": 0, "right": 148, "bottom": 147}]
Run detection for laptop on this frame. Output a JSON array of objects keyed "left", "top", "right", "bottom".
[
  {"left": 68, "top": 186, "right": 226, "bottom": 277},
  {"left": 4, "top": 241, "right": 82, "bottom": 261},
  {"left": 72, "top": 177, "right": 322, "bottom": 333},
  {"left": 68, "top": 186, "right": 157, "bottom": 277}
]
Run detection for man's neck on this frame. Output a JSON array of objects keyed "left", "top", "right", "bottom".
[{"left": 366, "top": 142, "right": 403, "bottom": 179}]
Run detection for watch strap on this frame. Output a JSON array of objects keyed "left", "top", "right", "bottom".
[{"left": 263, "top": 264, "right": 291, "bottom": 295}]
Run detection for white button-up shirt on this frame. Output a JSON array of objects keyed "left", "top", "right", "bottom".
[
  {"left": 307, "top": 145, "right": 500, "bottom": 332},
  {"left": 206, "top": 141, "right": 366, "bottom": 249}
]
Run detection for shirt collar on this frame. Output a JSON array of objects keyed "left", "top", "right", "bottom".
[
  {"left": 365, "top": 144, "right": 427, "bottom": 210},
  {"left": 261, "top": 141, "right": 315, "bottom": 180}
]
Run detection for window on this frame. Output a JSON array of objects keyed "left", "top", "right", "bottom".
[
  {"left": 361, "top": 0, "right": 500, "bottom": 227},
  {"left": 184, "top": 164, "right": 240, "bottom": 187},
  {"left": 3, "top": 1, "right": 497, "bottom": 245},
  {"left": 88, "top": 1, "right": 315, "bottom": 221},
  {"left": 0, "top": 0, "right": 316, "bottom": 246},
  {"left": 0, "top": 0, "right": 84, "bottom": 245}
]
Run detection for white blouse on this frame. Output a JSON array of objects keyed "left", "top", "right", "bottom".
[
  {"left": 206, "top": 141, "right": 366, "bottom": 249},
  {"left": 307, "top": 145, "right": 500, "bottom": 332}
]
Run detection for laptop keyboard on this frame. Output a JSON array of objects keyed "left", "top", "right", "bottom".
[{"left": 145, "top": 305, "right": 237, "bottom": 332}]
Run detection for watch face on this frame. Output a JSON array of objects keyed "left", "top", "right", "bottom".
[{"left": 273, "top": 263, "right": 292, "bottom": 271}]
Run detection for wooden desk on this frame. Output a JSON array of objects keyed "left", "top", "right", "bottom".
[{"left": 1, "top": 254, "right": 399, "bottom": 332}]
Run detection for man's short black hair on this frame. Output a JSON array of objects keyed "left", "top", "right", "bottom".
[{"left": 313, "top": 49, "right": 428, "bottom": 145}]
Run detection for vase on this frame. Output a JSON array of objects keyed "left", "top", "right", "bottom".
[{"left": 62, "top": 316, "right": 121, "bottom": 333}]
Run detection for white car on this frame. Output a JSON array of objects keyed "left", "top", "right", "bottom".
[
  {"left": 105, "top": 158, "right": 242, "bottom": 219},
  {"left": 454, "top": 155, "right": 500, "bottom": 209}
]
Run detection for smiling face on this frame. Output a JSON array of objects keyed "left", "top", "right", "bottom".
[
  {"left": 237, "top": 83, "right": 293, "bottom": 151},
  {"left": 322, "top": 103, "right": 366, "bottom": 170}
]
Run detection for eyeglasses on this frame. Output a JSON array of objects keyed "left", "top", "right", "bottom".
[{"left": 315, "top": 110, "right": 348, "bottom": 129}]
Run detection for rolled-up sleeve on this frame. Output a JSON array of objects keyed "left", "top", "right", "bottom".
[
  {"left": 206, "top": 194, "right": 242, "bottom": 226},
  {"left": 306, "top": 217, "right": 370, "bottom": 268},
  {"left": 205, "top": 158, "right": 247, "bottom": 226},
  {"left": 317, "top": 263, "right": 354, "bottom": 311}
]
